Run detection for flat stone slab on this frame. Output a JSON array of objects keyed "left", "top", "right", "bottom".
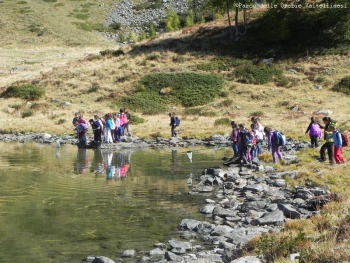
[{"left": 251, "top": 211, "right": 285, "bottom": 225}]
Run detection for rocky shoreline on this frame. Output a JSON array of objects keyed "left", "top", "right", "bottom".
[
  {"left": 85, "top": 163, "right": 333, "bottom": 263},
  {"left": 1, "top": 132, "right": 329, "bottom": 263}
]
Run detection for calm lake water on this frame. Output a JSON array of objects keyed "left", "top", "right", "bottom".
[{"left": 0, "top": 142, "right": 232, "bottom": 263}]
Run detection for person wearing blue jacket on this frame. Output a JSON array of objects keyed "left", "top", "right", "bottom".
[{"left": 330, "top": 124, "right": 346, "bottom": 164}]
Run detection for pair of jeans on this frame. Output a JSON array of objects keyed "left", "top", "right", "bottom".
[
  {"left": 255, "top": 140, "right": 263, "bottom": 156},
  {"left": 251, "top": 145, "right": 259, "bottom": 158},
  {"left": 171, "top": 126, "right": 177, "bottom": 137},
  {"left": 320, "top": 142, "right": 334, "bottom": 163},
  {"left": 114, "top": 128, "right": 121, "bottom": 142},
  {"left": 232, "top": 142, "right": 238, "bottom": 157}
]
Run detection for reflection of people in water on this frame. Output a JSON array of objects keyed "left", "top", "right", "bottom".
[
  {"left": 74, "top": 148, "right": 90, "bottom": 174},
  {"left": 171, "top": 148, "right": 178, "bottom": 173},
  {"left": 105, "top": 151, "right": 116, "bottom": 180},
  {"left": 91, "top": 149, "right": 104, "bottom": 174}
]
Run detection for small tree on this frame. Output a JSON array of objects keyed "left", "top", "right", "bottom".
[
  {"left": 149, "top": 24, "right": 156, "bottom": 37},
  {"left": 129, "top": 31, "right": 137, "bottom": 43},
  {"left": 119, "top": 33, "right": 126, "bottom": 43},
  {"left": 139, "top": 30, "right": 147, "bottom": 41},
  {"left": 185, "top": 10, "right": 194, "bottom": 27}
]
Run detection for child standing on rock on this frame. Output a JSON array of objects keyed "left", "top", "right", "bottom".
[
  {"left": 331, "top": 124, "right": 346, "bottom": 164},
  {"left": 305, "top": 117, "right": 323, "bottom": 148},
  {"left": 264, "top": 127, "right": 283, "bottom": 164}
]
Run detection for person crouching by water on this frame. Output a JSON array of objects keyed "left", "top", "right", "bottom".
[
  {"left": 74, "top": 120, "right": 89, "bottom": 147},
  {"left": 264, "top": 126, "right": 283, "bottom": 164}
]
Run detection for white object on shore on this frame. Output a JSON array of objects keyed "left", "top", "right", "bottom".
[{"left": 187, "top": 151, "right": 192, "bottom": 162}]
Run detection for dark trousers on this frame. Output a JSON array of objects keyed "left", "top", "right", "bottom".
[
  {"left": 310, "top": 136, "right": 319, "bottom": 148},
  {"left": 94, "top": 129, "right": 102, "bottom": 142},
  {"left": 320, "top": 142, "right": 334, "bottom": 163}
]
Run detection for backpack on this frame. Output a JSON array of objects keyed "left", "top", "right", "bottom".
[
  {"left": 110, "top": 119, "right": 116, "bottom": 130},
  {"left": 340, "top": 132, "right": 349, "bottom": 147},
  {"left": 273, "top": 131, "right": 286, "bottom": 146},
  {"left": 309, "top": 123, "right": 322, "bottom": 138},
  {"left": 175, "top": 117, "right": 180, "bottom": 126},
  {"left": 242, "top": 131, "right": 253, "bottom": 147}
]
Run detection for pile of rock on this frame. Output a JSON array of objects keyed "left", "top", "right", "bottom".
[{"left": 88, "top": 164, "right": 332, "bottom": 263}]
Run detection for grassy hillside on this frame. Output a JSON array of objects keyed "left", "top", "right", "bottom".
[{"left": 1, "top": 4, "right": 350, "bottom": 261}]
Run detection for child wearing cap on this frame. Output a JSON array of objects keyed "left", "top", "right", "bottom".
[{"left": 331, "top": 125, "right": 346, "bottom": 164}]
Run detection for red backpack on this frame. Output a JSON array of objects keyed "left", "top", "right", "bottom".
[{"left": 341, "top": 132, "right": 349, "bottom": 147}]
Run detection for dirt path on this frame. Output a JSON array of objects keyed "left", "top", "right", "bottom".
[{"left": 0, "top": 46, "right": 105, "bottom": 87}]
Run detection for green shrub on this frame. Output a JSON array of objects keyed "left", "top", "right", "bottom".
[
  {"left": 332, "top": 76, "right": 350, "bottom": 95},
  {"left": 139, "top": 31, "right": 147, "bottom": 41},
  {"left": 200, "top": 111, "right": 216, "bottom": 117},
  {"left": 234, "top": 64, "right": 283, "bottom": 84},
  {"left": 109, "top": 22, "right": 121, "bottom": 30},
  {"left": 74, "top": 13, "right": 89, "bottom": 20},
  {"left": 276, "top": 101, "right": 290, "bottom": 107},
  {"left": 219, "top": 91, "right": 229, "bottom": 98},
  {"left": 183, "top": 108, "right": 216, "bottom": 117},
  {"left": 138, "top": 72, "right": 224, "bottom": 107},
  {"left": 119, "top": 33, "right": 126, "bottom": 42},
  {"left": 146, "top": 53, "right": 160, "bottom": 61},
  {"left": 129, "top": 31, "right": 137, "bottom": 43},
  {"left": 131, "top": 114, "right": 146, "bottom": 125},
  {"left": 197, "top": 58, "right": 252, "bottom": 71},
  {"left": 274, "top": 75, "right": 290, "bottom": 87},
  {"left": 9, "top": 103, "right": 22, "bottom": 110},
  {"left": 116, "top": 96, "right": 167, "bottom": 115},
  {"left": 56, "top": 119, "right": 66, "bottom": 125},
  {"left": 1, "top": 84, "right": 45, "bottom": 101},
  {"left": 250, "top": 111, "right": 264, "bottom": 117},
  {"left": 21, "top": 110, "right": 34, "bottom": 118},
  {"left": 17, "top": 0, "right": 28, "bottom": 3},
  {"left": 99, "top": 49, "right": 124, "bottom": 57},
  {"left": 172, "top": 56, "right": 187, "bottom": 63},
  {"left": 256, "top": 229, "right": 312, "bottom": 263},
  {"left": 214, "top": 118, "right": 231, "bottom": 126},
  {"left": 219, "top": 99, "right": 233, "bottom": 107},
  {"left": 149, "top": 24, "right": 156, "bottom": 37},
  {"left": 165, "top": 10, "right": 180, "bottom": 31}
]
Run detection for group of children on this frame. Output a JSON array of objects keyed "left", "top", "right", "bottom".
[
  {"left": 229, "top": 116, "right": 347, "bottom": 165},
  {"left": 305, "top": 116, "right": 346, "bottom": 165},
  {"left": 72, "top": 108, "right": 132, "bottom": 146}
]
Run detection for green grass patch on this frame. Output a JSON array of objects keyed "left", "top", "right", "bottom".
[
  {"left": 131, "top": 114, "right": 146, "bottom": 125},
  {"left": 21, "top": 110, "right": 35, "bottom": 118},
  {"left": 1, "top": 84, "right": 45, "bottom": 101},
  {"left": 56, "top": 119, "right": 66, "bottom": 125},
  {"left": 197, "top": 58, "right": 251, "bottom": 71},
  {"left": 219, "top": 99, "right": 233, "bottom": 107},
  {"left": 17, "top": 0, "right": 27, "bottom": 4},
  {"left": 116, "top": 95, "right": 167, "bottom": 115},
  {"left": 250, "top": 111, "right": 264, "bottom": 117},
  {"left": 137, "top": 72, "right": 224, "bottom": 107},
  {"left": 100, "top": 49, "right": 124, "bottom": 57},
  {"left": 214, "top": 118, "right": 231, "bottom": 126},
  {"left": 332, "top": 76, "right": 350, "bottom": 95},
  {"left": 43, "top": 0, "right": 57, "bottom": 2},
  {"left": 54, "top": 3, "right": 64, "bottom": 7},
  {"left": 72, "top": 22, "right": 104, "bottom": 32},
  {"left": 183, "top": 108, "right": 216, "bottom": 117},
  {"left": 74, "top": 13, "right": 89, "bottom": 20},
  {"left": 234, "top": 64, "right": 283, "bottom": 85}
]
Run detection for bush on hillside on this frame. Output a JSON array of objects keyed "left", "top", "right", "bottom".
[
  {"left": 234, "top": 64, "right": 282, "bottom": 85},
  {"left": 116, "top": 96, "right": 167, "bottom": 115},
  {"left": 130, "top": 114, "right": 146, "bottom": 125},
  {"left": 138, "top": 72, "right": 224, "bottom": 107},
  {"left": 332, "top": 76, "right": 350, "bottom": 95},
  {"left": 214, "top": 118, "right": 231, "bottom": 126},
  {"left": 197, "top": 58, "right": 251, "bottom": 71},
  {"left": 1, "top": 84, "right": 45, "bottom": 101}
]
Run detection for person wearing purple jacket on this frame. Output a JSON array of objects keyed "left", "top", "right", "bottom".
[
  {"left": 305, "top": 116, "right": 324, "bottom": 148},
  {"left": 264, "top": 126, "right": 283, "bottom": 163},
  {"left": 74, "top": 120, "right": 88, "bottom": 146}
]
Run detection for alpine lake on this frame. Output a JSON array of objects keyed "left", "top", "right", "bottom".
[{"left": 0, "top": 141, "right": 232, "bottom": 263}]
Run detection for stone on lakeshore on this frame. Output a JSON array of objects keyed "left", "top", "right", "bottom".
[
  {"left": 295, "top": 188, "right": 314, "bottom": 200},
  {"left": 251, "top": 211, "right": 285, "bottom": 225},
  {"left": 149, "top": 247, "right": 166, "bottom": 257},
  {"left": 243, "top": 184, "right": 270, "bottom": 193},
  {"left": 179, "top": 219, "right": 201, "bottom": 230},
  {"left": 264, "top": 166, "right": 275, "bottom": 173},
  {"left": 205, "top": 199, "right": 216, "bottom": 204},
  {"left": 165, "top": 251, "right": 183, "bottom": 261},
  {"left": 278, "top": 203, "right": 302, "bottom": 219},
  {"left": 122, "top": 249, "right": 136, "bottom": 257},
  {"left": 169, "top": 137, "right": 179, "bottom": 145},
  {"left": 230, "top": 256, "right": 263, "bottom": 263},
  {"left": 211, "top": 225, "right": 234, "bottom": 236},
  {"left": 168, "top": 239, "right": 192, "bottom": 251},
  {"left": 193, "top": 186, "right": 213, "bottom": 193},
  {"left": 240, "top": 201, "right": 268, "bottom": 212},
  {"left": 213, "top": 206, "right": 238, "bottom": 217},
  {"left": 271, "top": 179, "right": 287, "bottom": 187},
  {"left": 197, "top": 251, "right": 224, "bottom": 262},
  {"left": 86, "top": 256, "right": 115, "bottom": 263},
  {"left": 270, "top": 170, "right": 298, "bottom": 179},
  {"left": 141, "top": 256, "right": 150, "bottom": 262},
  {"left": 154, "top": 243, "right": 167, "bottom": 248},
  {"left": 199, "top": 204, "right": 215, "bottom": 214}
]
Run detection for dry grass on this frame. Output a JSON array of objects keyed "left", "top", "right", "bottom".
[{"left": 1, "top": 3, "right": 350, "bottom": 260}]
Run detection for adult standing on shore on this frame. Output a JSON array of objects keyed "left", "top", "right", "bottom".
[
  {"left": 320, "top": 117, "right": 336, "bottom": 165},
  {"left": 169, "top": 113, "right": 177, "bottom": 137},
  {"left": 124, "top": 108, "right": 132, "bottom": 137}
]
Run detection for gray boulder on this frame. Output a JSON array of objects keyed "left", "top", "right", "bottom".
[
  {"left": 165, "top": 251, "right": 183, "bottom": 262},
  {"left": 122, "top": 249, "right": 136, "bottom": 257},
  {"left": 230, "top": 256, "right": 263, "bottom": 263},
  {"left": 251, "top": 210, "right": 285, "bottom": 225},
  {"left": 199, "top": 204, "right": 215, "bottom": 214},
  {"left": 278, "top": 204, "right": 302, "bottom": 219}
]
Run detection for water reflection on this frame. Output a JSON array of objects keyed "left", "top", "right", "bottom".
[
  {"left": 90, "top": 150, "right": 132, "bottom": 180},
  {"left": 74, "top": 148, "right": 90, "bottom": 174}
]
